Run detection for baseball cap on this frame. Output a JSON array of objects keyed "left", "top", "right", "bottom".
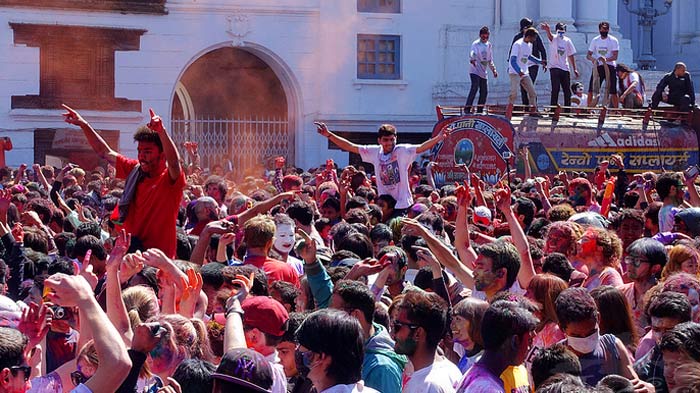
[
  {"left": 242, "top": 296, "right": 289, "bottom": 337},
  {"left": 473, "top": 206, "right": 492, "bottom": 227},
  {"left": 555, "top": 22, "right": 567, "bottom": 31},
  {"left": 213, "top": 348, "right": 273, "bottom": 393}
]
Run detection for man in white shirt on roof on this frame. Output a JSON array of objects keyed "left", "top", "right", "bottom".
[
  {"left": 508, "top": 27, "right": 544, "bottom": 116},
  {"left": 541, "top": 22, "right": 579, "bottom": 109},
  {"left": 586, "top": 21, "right": 620, "bottom": 107}
]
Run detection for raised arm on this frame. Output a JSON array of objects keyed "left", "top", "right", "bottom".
[
  {"left": 223, "top": 273, "right": 253, "bottom": 353},
  {"left": 401, "top": 218, "right": 475, "bottom": 289},
  {"left": 453, "top": 183, "right": 478, "bottom": 268},
  {"left": 495, "top": 187, "right": 535, "bottom": 289},
  {"left": 147, "top": 109, "right": 182, "bottom": 182},
  {"left": 236, "top": 191, "right": 299, "bottom": 226},
  {"left": 105, "top": 230, "right": 134, "bottom": 345},
  {"left": 315, "top": 122, "right": 361, "bottom": 154},
  {"left": 416, "top": 128, "right": 448, "bottom": 154},
  {"left": 62, "top": 104, "right": 118, "bottom": 165},
  {"left": 44, "top": 273, "right": 131, "bottom": 393}
]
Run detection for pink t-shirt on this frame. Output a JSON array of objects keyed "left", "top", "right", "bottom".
[{"left": 584, "top": 267, "right": 623, "bottom": 290}]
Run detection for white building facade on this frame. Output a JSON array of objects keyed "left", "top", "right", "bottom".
[{"left": 0, "top": 0, "right": 695, "bottom": 171}]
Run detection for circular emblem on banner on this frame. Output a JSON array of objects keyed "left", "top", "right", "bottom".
[
  {"left": 454, "top": 138, "right": 475, "bottom": 166},
  {"left": 537, "top": 154, "right": 550, "bottom": 170}
]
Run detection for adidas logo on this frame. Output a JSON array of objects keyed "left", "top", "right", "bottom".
[{"left": 587, "top": 132, "right": 658, "bottom": 148}]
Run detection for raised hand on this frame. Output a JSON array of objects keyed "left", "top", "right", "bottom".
[
  {"left": 0, "top": 188, "right": 12, "bottom": 213},
  {"left": 229, "top": 273, "right": 254, "bottom": 304},
  {"left": 20, "top": 210, "right": 43, "bottom": 228},
  {"left": 179, "top": 268, "right": 203, "bottom": 318},
  {"left": 401, "top": 217, "right": 429, "bottom": 237},
  {"left": 147, "top": 108, "right": 166, "bottom": 134},
  {"left": 119, "top": 252, "right": 145, "bottom": 284},
  {"left": 413, "top": 246, "right": 441, "bottom": 271},
  {"left": 11, "top": 222, "right": 24, "bottom": 243},
  {"left": 79, "top": 250, "right": 99, "bottom": 290},
  {"left": 314, "top": 121, "right": 330, "bottom": 137},
  {"left": 61, "top": 104, "right": 86, "bottom": 126},
  {"left": 296, "top": 228, "right": 317, "bottom": 264},
  {"left": 43, "top": 273, "right": 94, "bottom": 306},
  {"left": 17, "top": 302, "right": 51, "bottom": 349},
  {"left": 494, "top": 186, "right": 513, "bottom": 213},
  {"left": 107, "top": 230, "right": 131, "bottom": 272}
]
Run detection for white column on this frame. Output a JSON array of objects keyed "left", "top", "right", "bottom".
[
  {"left": 540, "top": 0, "right": 576, "bottom": 30},
  {"left": 574, "top": 0, "right": 609, "bottom": 33},
  {"left": 608, "top": 0, "right": 620, "bottom": 31},
  {"left": 694, "top": 0, "right": 700, "bottom": 43},
  {"left": 676, "top": 0, "right": 696, "bottom": 43},
  {"left": 501, "top": 0, "right": 528, "bottom": 29}
]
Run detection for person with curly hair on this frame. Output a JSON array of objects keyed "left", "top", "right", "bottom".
[{"left": 577, "top": 227, "right": 624, "bottom": 290}]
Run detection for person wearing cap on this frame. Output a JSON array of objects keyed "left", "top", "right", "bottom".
[
  {"left": 586, "top": 21, "right": 620, "bottom": 107},
  {"left": 212, "top": 348, "right": 274, "bottom": 393},
  {"left": 465, "top": 26, "right": 498, "bottom": 114},
  {"left": 296, "top": 308, "right": 379, "bottom": 393},
  {"left": 541, "top": 22, "right": 579, "bottom": 109},
  {"left": 241, "top": 296, "right": 290, "bottom": 393},
  {"left": 473, "top": 205, "right": 492, "bottom": 229},
  {"left": 222, "top": 282, "right": 290, "bottom": 393},
  {"left": 510, "top": 18, "right": 548, "bottom": 108}
]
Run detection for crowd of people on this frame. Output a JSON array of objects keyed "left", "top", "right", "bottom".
[
  {"left": 0, "top": 45, "right": 699, "bottom": 393},
  {"left": 466, "top": 18, "right": 696, "bottom": 114}
]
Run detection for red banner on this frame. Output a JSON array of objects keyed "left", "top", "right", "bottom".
[{"left": 429, "top": 115, "right": 515, "bottom": 186}]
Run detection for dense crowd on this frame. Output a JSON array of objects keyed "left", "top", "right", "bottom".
[{"left": 0, "top": 19, "right": 699, "bottom": 393}]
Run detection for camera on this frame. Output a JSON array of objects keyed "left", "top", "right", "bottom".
[{"left": 50, "top": 305, "right": 71, "bottom": 320}]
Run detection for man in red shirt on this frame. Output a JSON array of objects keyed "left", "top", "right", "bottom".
[
  {"left": 62, "top": 104, "right": 185, "bottom": 257},
  {"left": 243, "top": 215, "right": 300, "bottom": 288}
]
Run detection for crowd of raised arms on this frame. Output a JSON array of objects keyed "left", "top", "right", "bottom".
[{"left": 0, "top": 17, "right": 699, "bottom": 393}]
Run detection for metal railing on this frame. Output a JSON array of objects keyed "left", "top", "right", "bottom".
[{"left": 171, "top": 115, "right": 291, "bottom": 172}]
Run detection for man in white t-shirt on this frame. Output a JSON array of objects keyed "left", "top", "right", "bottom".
[
  {"left": 586, "top": 21, "right": 620, "bottom": 107},
  {"left": 541, "top": 22, "right": 579, "bottom": 108},
  {"left": 465, "top": 26, "right": 498, "bottom": 114},
  {"left": 394, "top": 290, "right": 462, "bottom": 393},
  {"left": 316, "top": 122, "right": 447, "bottom": 212},
  {"left": 508, "top": 27, "right": 544, "bottom": 115}
]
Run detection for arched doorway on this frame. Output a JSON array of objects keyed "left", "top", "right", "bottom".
[{"left": 171, "top": 46, "right": 292, "bottom": 176}]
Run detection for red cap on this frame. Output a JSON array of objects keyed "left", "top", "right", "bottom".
[{"left": 242, "top": 296, "right": 289, "bottom": 337}]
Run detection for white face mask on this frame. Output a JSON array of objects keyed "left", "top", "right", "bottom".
[
  {"left": 274, "top": 223, "right": 296, "bottom": 254},
  {"left": 567, "top": 328, "right": 600, "bottom": 354}
]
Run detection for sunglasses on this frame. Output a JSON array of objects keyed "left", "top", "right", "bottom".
[
  {"left": 624, "top": 256, "right": 649, "bottom": 268},
  {"left": 392, "top": 320, "right": 420, "bottom": 332},
  {"left": 10, "top": 365, "right": 31, "bottom": 382},
  {"left": 70, "top": 370, "right": 88, "bottom": 387}
]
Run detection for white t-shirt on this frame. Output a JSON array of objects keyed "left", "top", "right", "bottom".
[
  {"left": 588, "top": 35, "right": 620, "bottom": 67},
  {"left": 548, "top": 35, "right": 576, "bottom": 71},
  {"left": 508, "top": 38, "right": 532, "bottom": 75},
  {"left": 320, "top": 381, "right": 379, "bottom": 393},
  {"left": 359, "top": 144, "right": 418, "bottom": 209},
  {"left": 403, "top": 358, "right": 462, "bottom": 393},
  {"left": 621, "top": 71, "right": 645, "bottom": 100},
  {"left": 469, "top": 39, "right": 493, "bottom": 79},
  {"left": 264, "top": 351, "right": 288, "bottom": 393}
]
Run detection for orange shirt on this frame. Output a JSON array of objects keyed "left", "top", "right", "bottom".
[{"left": 115, "top": 155, "right": 185, "bottom": 257}]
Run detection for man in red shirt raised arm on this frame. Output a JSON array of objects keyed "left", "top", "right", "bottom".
[{"left": 62, "top": 104, "right": 185, "bottom": 257}]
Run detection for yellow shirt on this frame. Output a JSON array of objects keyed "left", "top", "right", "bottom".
[{"left": 500, "top": 364, "right": 533, "bottom": 393}]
